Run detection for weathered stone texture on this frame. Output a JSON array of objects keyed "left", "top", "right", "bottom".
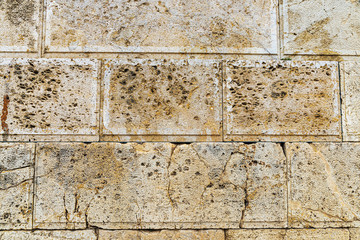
[
  {"left": 341, "top": 61, "right": 360, "bottom": 141},
  {"left": 102, "top": 59, "right": 221, "bottom": 141},
  {"left": 224, "top": 61, "right": 341, "bottom": 141},
  {"left": 45, "top": 0, "right": 277, "bottom": 54},
  {"left": 99, "top": 230, "right": 225, "bottom": 240},
  {"left": 0, "top": 230, "right": 97, "bottom": 240},
  {"left": 287, "top": 143, "right": 360, "bottom": 228},
  {"left": 227, "top": 229, "right": 286, "bottom": 240},
  {"left": 350, "top": 228, "right": 360, "bottom": 240},
  {"left": 283, "top": 0, "right": 360, "bottom": 55},
  {"left": 0, "top": 143, "right": 34, "bottom": 229},
  {"left": 0, "top": 59, "right": 99, "bottom": 141},
  {"left": 34, "top": 142, "right": 286, "bottom": 229},
  {"left": 0, "top": 0, "right": 40, "bottom": 52}
]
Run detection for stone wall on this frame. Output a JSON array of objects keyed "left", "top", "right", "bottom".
[{"left": 0, "top": 0, "right": 359, "bottom": 239}]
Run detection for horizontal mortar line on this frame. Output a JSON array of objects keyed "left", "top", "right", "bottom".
[
  {"left": 225, "top": 134, "right": 341, "bottom": 137},
  {"left": 0, "top": 51, "right": 38, "bottom": 54},
  {"left": 43, "top": 51, "right": 278, "bottom": 56},
  {"left": 0, "top": 134, "right": 97, "bottom": 136},
  {"left": 32, "top": 221, "right": 286, "bottom": 224},
  {"left": 283, "top": 53, "right": 360, "bottom": 57},
  {"left": 102, "top": 134, "right": 221, "bottom": 136}
]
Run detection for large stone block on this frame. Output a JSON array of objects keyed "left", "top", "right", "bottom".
[
  {"left": 227, "top": 229, "right": 286, "bottom": 240},
  {"left": 102, "top": 59, "right": 221, "bottom": 141},
  {"left": 224, "top": 61, "right": 341, "bottom": 141},
  {"left": 0, "top": 58, "right": 99, "bottom": 141},
  {"left": 341, "top": 61, "right": 360, "bottom": 141},
  {"left": 0, "top": 143, "right": 34, "bottom": 230},
  {"left": 287, "top": 143, "right": 360, "bottom": 228},
  {"left": 45, "top": 0, "right": 277, "bottom": 54},
  {"left": 282, "top": 0, "right": 360, "bottom": 55},
  {"left": 99, "top": 230, "right": 224, "bottom": 240},
  {"left": 34, "top": 142, "right": 286, "bottom": 229},
  {"left": 0, "top": 230, "right": 97, "bottom": 240},
  {"left": 0, "top": 0, "right": 40, "bottom": 52},
  {"left": 350, "top": 228, "right": 360, "bottom": 240}
]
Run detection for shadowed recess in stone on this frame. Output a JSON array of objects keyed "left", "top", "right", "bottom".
[{"left": 34, "top": 142, "right": 286, "bottom": 229}]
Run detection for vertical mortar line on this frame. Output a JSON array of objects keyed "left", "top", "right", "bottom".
[
  {"left": 31, "top": 143, "right": 37, "bottom": 230},
  {"left": 39, "top": 0, "right": 46, "bottom": 58},
  {"left": 98, "top": 60, "right": 104, "bottom": 142},
  {"left": 221, "top": 60, "right": 225, "bottom": 142},
  {"left": 285, "top": 142, "right": 290, "bottom": 229},
  {"left": 277, "top": 0, "right": 283, "bottom": 60},
  {"left": 338, "top": 61, "right": 344, "bottom": 142}
]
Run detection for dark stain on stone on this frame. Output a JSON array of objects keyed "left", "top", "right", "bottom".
[
  {"left": 5, "top": 0, "right": 35, "bottom": 26},
  {"left": 1, "top": 95, "right": 9, "bottom": 133}
]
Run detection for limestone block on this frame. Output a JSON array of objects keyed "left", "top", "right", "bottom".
[
  {"left": 102, "top": 59, "right": 221, "bottom": 141},
  {"left": 45, "top": 0, "right": 277, "bottom": 54},
  {"left": 224, "top": 61, "right": 341, "bottom": 141},
  {"left": 287, "top": 143, "right": 360, "bottom": 228},
  {"left": 282, "top": 0, "right": 360, "bottom": 55},
  {"left": 0, "top": 58, "right": 99, "bottom": 141},
  {"left": 227, "top": 229, "right": 286, "bottom": 240},
  {"left": 0, "top": 0, "right": 40, "bottom": 52},
  {"left": 0, "top": 230, "right": 97, "bottom": 240},
  {"left": 34, "top": 142, "right": 286, "bottom": 229},
  {"left": 350, "top": 228, "right": 360, "bottom": 240},
  {"left": 0, "top": 143, "right": 34, "bottom": 230},
  {"left": 285, "top": 229, "right": 349, "bottom": 240},
  {"left": 99, "top": 230, "right": 224, "bottom": 240},
  {"left": 341, "top": 62, "right": 360, "bottom": 141}
]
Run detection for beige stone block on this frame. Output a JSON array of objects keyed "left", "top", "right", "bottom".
[
  {"left": 0, "top": 0, "right": 40, "bottom": 52},
  {"left": 285, "top": 229, "right": 349, "bottom": 240},
  {"left": 0, "top": 143, "right": 34, "bottom": 230},
  {"left": 227, "top": 229, "right": 286, "bottom": 240},
  {"left": 224, "top": 60, "right": 341, "bottom": 141},
  {"left": 0, "top": 58, "right": 99, "bottom": 141},
  {"left": 350, "top": 228, "right": 360, "bottom": 240},
  {"left": 282, "top": 0, "right": 360, "bottom": 55},
  {"left": 99, "top": 230, "right": 224, "bottom": 240},
  {"left": 34, "top": 142, "right": 286, "bottom": 229},
  {"left": 341, "top": 61, "right": 360, "bottom": 141},
  {"left": 287, "top": 143, "right": 360, "bottom": 228},
  {"left": 45, "top": 0, "right": 277, "bottom": 54},
  {"left": 102, "top": 59, "right": 221, "bottom": 141},
  {"left": 0, "top": 230, "right": 97, "bottom": 240}
]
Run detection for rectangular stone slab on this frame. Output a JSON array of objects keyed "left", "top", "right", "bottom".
[
  {"left": 0, "top": 230, "right": 97, "bottom": 240},
  {"left": 0, "top": 143, "right": 34, "bottom": 230},
  {"left": 45, "top": 0, "right": 277, "bottom": 54},
  {"left": 34, "top": 142, "right": 286, "bottom": 229},
  {"left": 341, "top": 62, "right": 360, "bottom": 141},
  {"left": 0, "top": 0, "right": 40, "bottom": 52},
  {"left": 282, "top": 0, "right": 360, "bottom": 55},
  {"left": 286, "top": 143, "right": 360, "bottom": 228},
  {"left": 224, "top": 60, "right": 341, "bottom": 141},
  {"left": 0, "top": 58, "right": 99, "bottom": 141},
  {"left": 102, "top": 59, "right": 221, "bottom": 142}
]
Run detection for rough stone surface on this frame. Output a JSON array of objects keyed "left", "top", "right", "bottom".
[
  {"left": 224, "top": 61, "right": 341, "bottom": 141},
  {"left": 34, "top": 142, "right": 286, "bottom": 229},
  {"left": 45, "top": 0, "right": 277, "bottom": 54},
  {"left": 0, "top": 58, "right": 99, "bottom": 141},
  {"left": 0, "top": 0, "right": 40, "bottom": 52},
  {"left": 227, "top": 229, "right": 286, "bottom": 240},
  {"left": 285, "top": 229, "right": 349, "bottom": 240},
  {"left": 99, "top": 230, "right": 225, "bottom": 240},
  {"left": 0, "top": 230, "right": 97, "bottom": 240},
  {"left": 350, "top": 228, "right": 360, "bottom": 240},
  {"left": 283, "top": 0, "right": 360, "bottom": 55},
  {"left": 287, "top": 143, "right": 360, "bottom": 228},
  {"left": 341, "top": 61, "right": 360, "bottom": 141},
  {"left": 102, "top": 59, "right": 221, "bottom": 141},
  {"left": 0, "top": 143, "right": 34, "bottom": 230}
]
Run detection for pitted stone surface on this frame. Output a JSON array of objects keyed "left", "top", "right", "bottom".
[
  {"left": 287, "top": 143, "right": 360, "bottom": 228},
  {"left": 0, "top": 0, "right": 40, "bottom": 52},
  {"left": 34, "top": 142, "right": 286, "bottom": 229},
  {"left": 0, "top": 230, "right": 97, "bottom": 240},
  {"left": 227, "top": 229, "right": 286, "bottom": 240},
  {"left": 45, "top": 0, "right": 277, "bottom": 54},
  {"left": 224, "top": 61, "right": 341, "bottom": 141},
  {"left": 283, "top": 0, "right": 360, "bottom": 55},
  {"left": 286, "top": 229, "right": 349, "bottom": 240},
  {"left": 0, "top": 58, "right": 99, "bottom": 141},
  {"left": 341, "top": 62, "right": 360, "bottom": 141},
  {"left": 99, "top": 230, "right": 225, "bottom": 240},
  {"left": 350, "top": 228, "right": 360, "bottom": 240},
  {"left": 102, "top": 59, "right": 221, "bottom": 141},
  {"left": 0, "top": 143, "right": 34, "bottom": 230}
]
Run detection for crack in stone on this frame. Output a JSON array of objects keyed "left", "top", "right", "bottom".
[
  {"left": 302, "top": 207, "right": 348, "bottom": 222},
  {"left": 166, "top": 144, "right": 177, "bottom": 210},
  {"left": 63, "top": 194, "right": 69, "bottom": 223},
  {"left": 0, "top": 178, "right": 32, "bottom": 191},
  {"left": 0, "top": 165, "right": 31, "bottom": 174},
  {"left": 239, "top": 160, "right": 250, "bottom": 228}
]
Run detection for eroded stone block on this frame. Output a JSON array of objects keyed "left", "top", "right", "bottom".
[
  {"left": 286, "top": 229, "right": 349, "bottom": 240},
  {"left": 350, "top": 228, "right": 360, "bottom": 240},
  {"left": 0, "top": 0, "right": 40, "bottom": 52},
  {"left": 0, "top": 230, "right": 97, "bottom": 240},
  {"left": 45, "top": 0, "right": 277, "bottom": 54},
  {"left": 34, "top": 142, "right": 286, "bottom": 229},
  {"left": 99, "top": 230, "right": 224, "bottom": 240},
  {"left": 0, "top": 58, "right": 99, "bottom": 141},
  {"left": 224, "top": 61, "right": 341, "bottom": 141},
  {"left": 283, "top": 0, "right": 360, "bottom": 55},
  {"left": 102, "top": 59, "right": 221, "bottom": 141},
  {"left": 227, "top": 229, "right": 286, "bottom": 240},
  {"left": 0, "top": 143, "right": 34, "bottom": 229},
  {"left": 287, "top": 143, "right": 360, "bottom": 228},
  {"left": 341, "top": 62, "right": 360, "bottom": 141}
]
